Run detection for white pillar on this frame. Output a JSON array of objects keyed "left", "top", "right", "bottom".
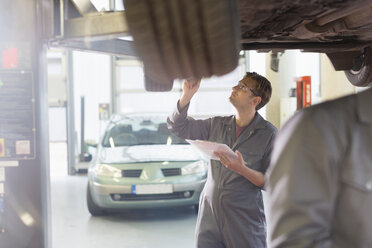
[
  {"left": 265, "top": 51, "right": 298, "bottom": 129},
  {"left": 320, "top": 54, "right": 356, "bottom": 101}
]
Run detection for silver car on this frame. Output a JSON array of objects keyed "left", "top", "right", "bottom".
[{"left": 87, "top": 113, "right": 207, "bottom": 216}]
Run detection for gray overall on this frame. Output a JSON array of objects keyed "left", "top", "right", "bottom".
[
  {"left": 267, "top": 87, "right": 372, "bottom": 247},
  {"left": 167, "top": 102, "right": 277, "bottom": 248}
]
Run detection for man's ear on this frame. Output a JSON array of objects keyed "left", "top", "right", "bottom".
[{"left": 253, "top": 96, "right": 262, "bottom": 107}]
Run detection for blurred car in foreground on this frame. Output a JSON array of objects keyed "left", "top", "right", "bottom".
[
  {"left": 87, "top": 113, "right": 207, "bottom": 216},
  {"left": 124, "top": 0, "right": 372, "bottom": 90}
]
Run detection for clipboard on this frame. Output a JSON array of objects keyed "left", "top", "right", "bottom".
[{"left": 186, "top": 139, "right": 237, "bottom": 160}]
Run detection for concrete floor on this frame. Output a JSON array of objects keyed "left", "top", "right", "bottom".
[{"left": 50, "top": 142, "right": 197, "bottom": 248}]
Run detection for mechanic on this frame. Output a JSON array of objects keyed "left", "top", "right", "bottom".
[
  {"left": 267, "top": 87, "right": 372, "bottom": 247},
  {"left": 167, "top": 72, "right": 277, "bottom": 248}
]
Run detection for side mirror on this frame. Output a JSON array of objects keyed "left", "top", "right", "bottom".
[{"left": 83, "top": 152, "right": 93, "bottom": 162}]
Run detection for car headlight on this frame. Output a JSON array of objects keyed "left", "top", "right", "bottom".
[
  {"left": 181, "top": 160, "right": 207, "bottom": 175},
  {"left": 93, "top": 164, "right": 121, "bottom": 178}
]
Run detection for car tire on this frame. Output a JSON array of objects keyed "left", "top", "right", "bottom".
[
  {"left": 144, "top": 68, "right": 174, "bottom": 92},
  {"left": 124, "top": 0, "right": 240, "bottom": 91},
  {"left": 87, "top": 183, "right": 106, "bottom": 216},
  {"left": 344, "top": 47, "right": 372, "bottom": 87}
]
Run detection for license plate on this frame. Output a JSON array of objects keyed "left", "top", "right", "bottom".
[{"left": 132, "top": 184, "right": 173, "bottom": 195}]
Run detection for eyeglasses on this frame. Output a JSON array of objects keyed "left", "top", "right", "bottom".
[{"left": 235, "top": 83, "right": 260, "bottom": 97}]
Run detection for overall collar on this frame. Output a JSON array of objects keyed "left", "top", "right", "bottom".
[
  {"left": 223, "top": 113, "right": 267, "bottom": 149},
  {"left": 222, "top": 112, "right": 266, "bottom": 130},
  {"left": 357, "top": 87, "right": 372, "bottom": 124}
]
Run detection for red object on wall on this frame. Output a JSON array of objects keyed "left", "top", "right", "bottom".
[
  {"left": 2, "top": 47, "right": 18, "bottom": 69},
  {"left": 295, "top": 76, "right": 311, "bottom": 110}
]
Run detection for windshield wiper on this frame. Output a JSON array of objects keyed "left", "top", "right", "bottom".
[{"left": 134, "top": 142, "right": 161, "bottom": 145}]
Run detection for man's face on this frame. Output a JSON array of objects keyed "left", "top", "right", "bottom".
[{"left": 229, "top": 78, "right": 260, "bottom": 110}]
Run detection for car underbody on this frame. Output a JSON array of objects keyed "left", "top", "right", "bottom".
[{"left": 124, "top": 0, "right": 372, "bottom": 90}]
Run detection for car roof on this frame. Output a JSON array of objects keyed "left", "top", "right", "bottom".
[{"left": 109, "top": 113, "right": 169, "bottom": 124}]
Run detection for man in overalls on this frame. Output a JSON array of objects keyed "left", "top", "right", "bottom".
[
  {"left": 267, "top": 87, "right": 372, "bottom": 247},
  {"left": 167, "top": 72, "right": 277, "bottom": 248}
]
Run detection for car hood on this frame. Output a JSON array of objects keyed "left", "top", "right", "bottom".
[{"left": 98, "top": 145, "right": 200, "bottom": 163}]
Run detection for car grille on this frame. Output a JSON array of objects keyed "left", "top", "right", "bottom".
[
  {"left": 122, "top": 169, "right": 142, "bottom": 177},
  {"left": 110, "top": 191, "right": 194, "bottom": 201},
  {"left": 161, "top": 168, "right": 181, "bottom": 177}
]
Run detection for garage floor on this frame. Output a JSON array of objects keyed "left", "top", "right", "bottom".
[{"left": 50, "top": 142, "right": 197, "bottom": 248}]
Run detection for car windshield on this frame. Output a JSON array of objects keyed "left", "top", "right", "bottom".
[{"left": 102, "top": 119, "right": 188, "bottom": 147}]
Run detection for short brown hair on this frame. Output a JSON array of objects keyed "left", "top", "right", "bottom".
[{"left": 244, "top": 72, "right": 272, "bottom": 110}]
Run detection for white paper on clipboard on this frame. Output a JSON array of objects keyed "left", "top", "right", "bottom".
[{"left": 186, "top": 139, "right": 237, "bottom": 160}]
